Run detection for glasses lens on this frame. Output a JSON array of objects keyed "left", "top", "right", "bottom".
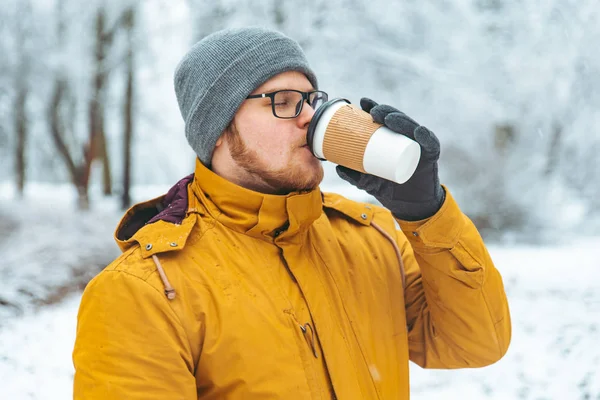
[
  {"left": 309, "top": 91, "right": 328, "bottom": 110},
  {"left": 273, "top": 90, "right": 303, "bottom": 118}
]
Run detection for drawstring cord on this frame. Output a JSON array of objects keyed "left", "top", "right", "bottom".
[
  {"left": 148, "top": 204, "right": 200, "bottom": 301},
  {"left": 152, "top": 254, "right": 176, "bottom": 300},
  {"left": 370, "top": 221, "right": 406, "bottom": 290}
]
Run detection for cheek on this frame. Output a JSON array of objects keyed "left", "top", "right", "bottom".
[{"left": 241, "top": 123, "right": 293, "bottom": 158}]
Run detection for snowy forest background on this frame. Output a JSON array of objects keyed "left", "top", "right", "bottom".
[{"left": 1, "top": 0, "right": 599, "bottom": 398}]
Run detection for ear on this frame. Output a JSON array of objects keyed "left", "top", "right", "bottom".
[{"left": 215, "top": 136, "right": 223, "bottom": 147}]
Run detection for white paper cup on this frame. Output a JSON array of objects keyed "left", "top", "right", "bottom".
[{"left": 307, "top": 98, "right": 421, "bottom": 184}]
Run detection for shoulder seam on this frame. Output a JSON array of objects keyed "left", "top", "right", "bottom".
[{"left": 107, "top": 246, "right": 139, "bottom": 271}]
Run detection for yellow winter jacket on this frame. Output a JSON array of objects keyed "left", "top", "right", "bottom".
[{"left": 73, "top": 159, "right": 511, "bottom": 399}]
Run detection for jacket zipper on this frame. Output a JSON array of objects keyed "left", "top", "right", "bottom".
[
  {"left": 277, "top": 246, "right": 335, "bottom": 398},
  {"left": 277, "top": 248, "right": 317, "bottom": 358}
]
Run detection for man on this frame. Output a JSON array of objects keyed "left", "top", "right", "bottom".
[{"left": 73, "top": 27, "right": 511, "bottom": 399}]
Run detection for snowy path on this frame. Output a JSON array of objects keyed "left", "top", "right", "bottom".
[{"left": 1, "top": 240, "right": 599, "bottom": 399}]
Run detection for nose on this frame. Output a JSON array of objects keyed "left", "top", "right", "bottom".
[{"left": 296, "top": 99, "right": 316, "bottom": 128}]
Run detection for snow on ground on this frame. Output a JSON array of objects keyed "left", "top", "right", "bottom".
[
  {"left": 1, "top": 181, "right": 599, "bottom": 399},
  {"left": 410, "top": 238, "right": 600, "bottom": 399},
  {"left": 0, "top": 294, "right": 80, "bottom": 399}
]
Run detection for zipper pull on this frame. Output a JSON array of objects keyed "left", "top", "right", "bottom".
[{"left": 300, "top": 323, "right": 319, "bottom": 358}]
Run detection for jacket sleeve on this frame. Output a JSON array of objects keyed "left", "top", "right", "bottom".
[
  {"left": 395, "top": 187, "right": 511, "bottom": 368},
  {"left": 73, "top": 260, "right": 197, "bottom": 399}
]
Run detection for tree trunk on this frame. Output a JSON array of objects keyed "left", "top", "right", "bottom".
[
  {"left": 121, "top": 7, "right": 135, "bottom": 210},
  {"left": 48, "top": 1, "right": 129, "bottom": 209},
  {"left": 48, "top": 77, "right": 91, "bottom": 209},
  {"left": 13, "top": 0, "right": 33, "bottom": 198},
  {"left": 544, "top": 122, "right": 563, "bottom": 176},
  {"left": 90, "top": 7, "right": 112, "bottom": 197},
  {"left": 15, "top": 84, "right": 27, "bottom": 197},
  {"left": 48, "top": 1, "right": 90, "bottom": 209},
  {"left": 100, "top": 129, "right": 112, "bottom": 195}
]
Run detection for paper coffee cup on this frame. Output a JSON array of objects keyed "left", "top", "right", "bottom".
[{"left": 307, "top": 98, "right": 421, "bottom": 184}]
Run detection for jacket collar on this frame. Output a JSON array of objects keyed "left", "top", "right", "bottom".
[{"left": 191, "top": 159, "right": 323, "bottom": 242}]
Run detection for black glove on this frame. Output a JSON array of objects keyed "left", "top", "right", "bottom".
[{"left": 336, "top": 98, "right": 445, "bottom": 221}]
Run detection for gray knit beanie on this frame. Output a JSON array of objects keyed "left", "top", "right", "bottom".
[{"left": 174, "top": 26, "right": 318, "bottom": 165}]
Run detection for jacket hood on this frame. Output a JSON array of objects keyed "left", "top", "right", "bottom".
[{"left": 114, "top": 174, "right": 197, "bottom": 256}]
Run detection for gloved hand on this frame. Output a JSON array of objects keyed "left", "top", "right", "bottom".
[{"left": 336, "top": 98, "right": 445, "bottom": 221}]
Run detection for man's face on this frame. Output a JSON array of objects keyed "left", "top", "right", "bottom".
[{"left": 212, "top": 71, "right": 324, "bottom": 195}]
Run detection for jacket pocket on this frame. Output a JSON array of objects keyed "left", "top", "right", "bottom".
[{"left": 448, "top": 241, "right": 484, "bottom": 289}]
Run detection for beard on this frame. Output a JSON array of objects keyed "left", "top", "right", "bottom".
[{"left": 224, "top": 123, "right": 324, "bottom": 195}]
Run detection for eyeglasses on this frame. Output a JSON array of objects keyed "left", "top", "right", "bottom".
[{"left": 246, "top": 90, "right": 329, "bottom": 119}]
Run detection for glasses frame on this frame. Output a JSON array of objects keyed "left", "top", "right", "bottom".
[{"left": 246, "top": 89, "right": 329, "bottom": 119}]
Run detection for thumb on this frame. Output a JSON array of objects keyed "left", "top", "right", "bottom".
[{"left": 360, "top": 97, "right": 379, "bottom": 113}]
